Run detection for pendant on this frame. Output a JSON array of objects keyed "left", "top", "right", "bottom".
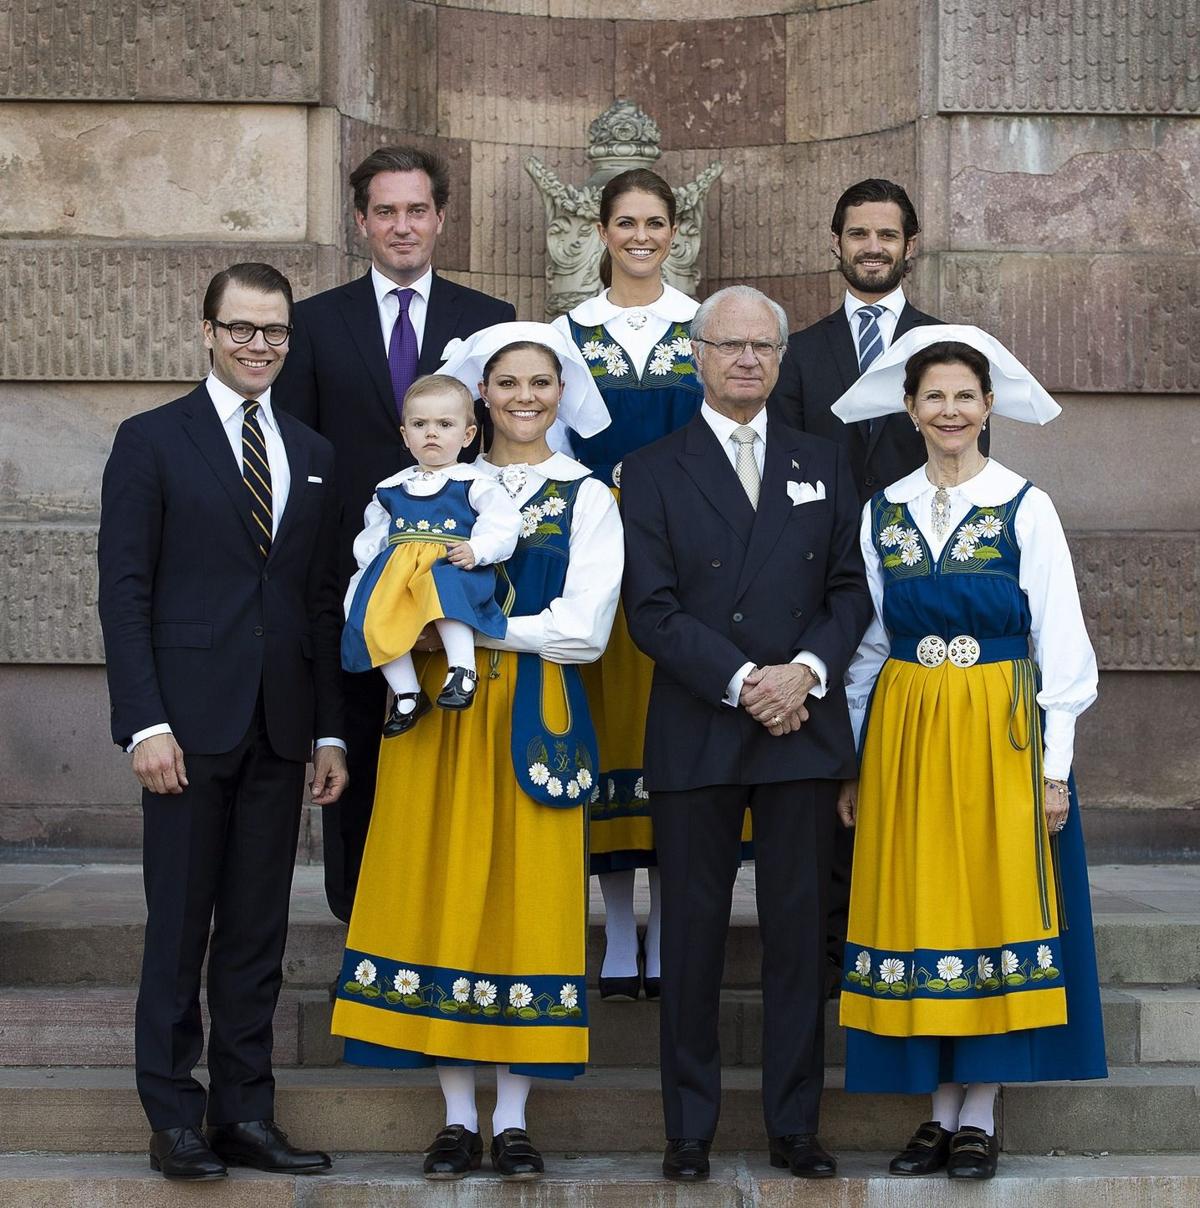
[
  {"left": 932, "top": 486, "right": 952, "bottom": 540},
  {"left": 625, "top": 310, "right": 648, "bottom": 331}
]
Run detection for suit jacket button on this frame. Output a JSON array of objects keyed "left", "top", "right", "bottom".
[
  {"left": 792, "top": 608, "right": 802, "bottom": 618},
  {"left": 804, "top": 551, "right": 814, "bottom": 560},
  {"left": 732, "top": 612, "right": 744, "bottom": 623},
  {"left": 254, "top": 626, "right": 264, "bottom": 636},
  {"left": 711, "top": 558, "right": 721, "bottom": 568},
  {"left": 866, "top": 477, "right": 879, "bottom": 487}
]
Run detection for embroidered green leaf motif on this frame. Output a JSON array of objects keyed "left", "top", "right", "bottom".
[
  {"left": 385, "top": 990, "right": 402, "bottom": 1004},
  {"left": 482, "top": 1005, "right": 501, "bottom": 1016},
  {"left": 362, "top": 986, "right": 381, "bottom": 999},
  {"left": 344, "top": 981, "right": 364, "bottom": 994},
  {"left": 437, "top": 1000, "right": 459, "bottom": 1013},
  {"left": 569, "top": 1006, "right": 582, "bottom": 1018},
  {"left": 973, "top": 546, "right": 1002, "bottom": 560},
  {"left": 1005, "top": 973, "right": 1027, "bottom": 986},
  {"left": 947, "top": 977, "right": 970, "bottom": 991},
  {"left": 873, "top": 981, "right": 890, "bottom": 993},
  {"left": 1043, "top": 967, "right": 1060, "bottom": 979},
  {"left": 402, "top": 994, "right": 422, "bottom": 1007},
  {"left": 548, "top": 1005, "right": 569, "bottom": 1017},
  {"left": 882, "top": 554, "right": 904, "bottom": 568},
  {"left": 517, "top": 1007, "right": 539, "bottom": 1020},
  {"left": 981, "top": 977, "right": 1000, "bottom": 990},
  {"left": 538, "top": 523, "right": 563, "bottom": 536},
  {"left": 889, "top": 983, "right": 907, "bottom": 997},
  {"left": 926, "top": 978, "right": 947, "bottom": 992}
]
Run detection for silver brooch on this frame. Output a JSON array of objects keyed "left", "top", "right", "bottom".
[
  {"left": 625, "top": 311, "right": 649, "bottom": 331},
  {"left": 498, "top": 464, "right": 529, "bottom": 498}
]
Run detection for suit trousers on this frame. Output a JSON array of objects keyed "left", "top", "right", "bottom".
[
  {"left": 322, "top": 666, "right": 388, "bottom": 922},
  {"left": 135, "top": 698, "right": 306, "bottom": 1131},
  {"left": 651, "top": 778, "right": 837, "bottom": 1141}
]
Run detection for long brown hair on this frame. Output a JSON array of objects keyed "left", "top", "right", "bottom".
[{"left": 597, "top": 169, "right": 677, "bottom": 289}]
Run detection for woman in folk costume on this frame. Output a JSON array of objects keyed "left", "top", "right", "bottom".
[
  {"left": 549, "top": 168, "right": 708, "bottom": 1000},
  {"left": 832, "top": 326, "right": 1106, "bottom": 1180},
  {"left": 330, "top": 323, "right": 620, "bottom": 1182}
]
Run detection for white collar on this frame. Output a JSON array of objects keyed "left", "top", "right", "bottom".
[
  {"left": 375, "top": 462, "right": 482, "bottom": 490},
  {"left": 701, "top": 400, "right": 768, "bottom": 446},
  {"left": 885, "top": 458, "right": 1027, "bottom": 507},
  {"left": 371, "top": 264, "right": 433, "bottom": 307},
  {"left": 843, "top": 283, "right": 906, "bottom": 325},
  {"left": 205, "top": 371, "right": 279, "bottom": 433},
  {"left": 474, "top": 450, "right": 591, "bottom": 483},
  {"left": 570, "top": 283, "right": 698, "bottom": 328}
]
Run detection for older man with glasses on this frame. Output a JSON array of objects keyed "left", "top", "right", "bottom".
[{"left": 621, "top": 285, "right": 872, "bottom": 1182}]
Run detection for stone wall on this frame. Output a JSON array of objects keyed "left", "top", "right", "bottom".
[{"left": 1, "top": 0, "right": 1196, "bottom": 855}]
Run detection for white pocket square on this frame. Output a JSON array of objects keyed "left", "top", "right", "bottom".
[
  {"left": 786, "top": 479, "right": 826, "bottom": 506},
  {"left": 308, "top": 475, "right": 323, "bottom": 484}
]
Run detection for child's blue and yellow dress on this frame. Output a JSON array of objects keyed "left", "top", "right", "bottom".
[
  {"left": 331, "top": 458, "right": 622, "bottom": 1076},
  {"left": 341, "top": 472, "right": 508, "bottom": 673},
  {"left": 557, "top": 290, "right": 708, "bottom": 872},
  {"left": 839, "top": 462, "right": 1107, "bottom": 1092}
]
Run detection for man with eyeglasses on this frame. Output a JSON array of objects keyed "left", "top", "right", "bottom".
[
  {"left": 98, "top": 262, "right": 347, "bottom": 1180},
  {"left": 622, "top": 286, "right": 871, "bottom": 1183}
]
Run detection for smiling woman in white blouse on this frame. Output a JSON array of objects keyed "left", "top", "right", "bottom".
[
  {"left": 329, "top": 324, "right": 621, "bottom": 1183},
  {"left": 830, "top": 327, "right": 1107, "bottom": 1181}
]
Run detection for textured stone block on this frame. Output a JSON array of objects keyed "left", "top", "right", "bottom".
[
  {"left": 938, "top": 0, "right": 1200, "bottom": 115},
  {"left": 787, "top": 0, "right": 921, "bottom": 142},
  {"left": 1073, "top": 534, "right": 1197, "bottom": 672},
  {"left": 0, "top": 0, "right": 320, "bottom": 101},
  {"left": 0, "top": 103, "right": 308, "bottom": 240},
  {"left": 329, "top": 0, "right": 437, "bottom": 133},
  {"left": 1131, "top": 987, "right": 1200, "bottom": 1063},
  {"left": 948, "top": 116, "right": 1200, "bottom": 252},
  {"left": 615, "top": 17, "right": 789, "bottom": 150},
  {"left": 935, "top": 252, "right": 1200, "bottom": 392},
  {"left": 437, "top": 9, "right": 614, "bottom": 149},
  {"left": 339, "top": 118, "right": 472, "bottom": 272},
  {"left": 0, "top": 526, "right": 102, "bottom": 663},
  {"left": 0, "top": 242, "right": 335, "bottom": 381}
]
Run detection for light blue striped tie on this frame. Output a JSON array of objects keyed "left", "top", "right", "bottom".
[{"left": 856, "top": 304, "right": 885, "bottom": 371}]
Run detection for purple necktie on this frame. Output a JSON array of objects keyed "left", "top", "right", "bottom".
[{"left": 387, "top": 287, "right": 418, "bottom": 420}]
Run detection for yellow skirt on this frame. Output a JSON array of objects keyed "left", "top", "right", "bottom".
[
  {"left": 840, "top": 658, "right": 1065, "bottom": 1038},
  {"left": 331, "top": 648, "right": 589, "bottom": 1068}
]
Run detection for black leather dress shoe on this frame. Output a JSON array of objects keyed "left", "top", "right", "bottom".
[
  {"left": 149, "top": 1126, "right": 227, "bottom": 1180},
  {"left": 946, "top": 1126, "right": 999, "bottom": 1179},
  {"left": 889, "top": 1121, "right": 953, "bottom": 1175},
  {"left": 436, "top": 666, "right": 478, "bottom": 710},
  {"left": 207, "top": 1119, "right": 331, "bottom": 1173},
  {"left": 768, "top": 1133, "right": 837, "bottom": 1178},
  {"left": 639, "top": 929, "right": 660, "bottom": 1000},
  {"left": 662, "top": 1137, "right": 710, "bottom": 1181},
  {"left": 383, "top": 690, "right": 431, "bottom": 736},
  {"left": 490, "top": 1127, "right": 544, "bottom": 1179},
  {"left": 422, "top": 1124, "right": 482, "bottom": 1180}
]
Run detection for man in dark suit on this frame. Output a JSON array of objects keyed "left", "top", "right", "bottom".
[
  {"left": 622, "top": 286, "right": 872, "bottom": 1182},
  {"left": 768, "top": 178, "right": 945, "bottom": 502},
  {"left": 274, "top": 145, "right": 516, "bottom": 922},
  {"left": 98, "top": 263, "right": 347, "bottom": 1180}
]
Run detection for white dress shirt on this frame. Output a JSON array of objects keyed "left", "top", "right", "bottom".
[
  {"left": 843, "top": 283, "right": 907, "bottom": 360},
  {"left": 130, "top": 374, "right": 345, "bottom": 754},
  {"left": 371, "top": 264, "right": 433, "bottom": 358},
  {"left": 697, "top": 402, "right": 830, "bottom": 708},
  {"left": 471, "top": 452, "right": 623, "bottom": 664},
  {"left": 844, "top": 459, "right": 1098, "bottom": 779}
]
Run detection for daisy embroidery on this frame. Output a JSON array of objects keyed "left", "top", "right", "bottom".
[
  {"left": 670, "top": 336, "right": 693, "bottom": 357},
  {"left": 576, "top": 768, "right": 593, "bottom": 791},
  {"left": 541, "top": 495, "right": 567, "bottom": 517},
  {"left": 581, "top": 340, "right": 606, "bottom": 361},
  {"left": 1036, "top": 945, "right": 1053, "bottom": 970},
  {"left": 936, "top": 955, "right": 964, "bottom": 981},
  {"left": 648, "top": 346, "right": 675, "bottom": 376},
  {"left": 452, "top": 977, "right": 471, "bottom": 1003},
  {"left": 976, "top": 514, "right": 1003, "bottom": 539},
  {"left": 560, "top": 983, "right": 579, "bottom": 1009},
  {"left": 443, "top": 519, "right": 457, "bottom": 531},
  {"left": 977, "top": 955, "right": 995, "bottom": 981},
  {"left": 566, "top": 779, "right": 581, "bottom": 800},
  {"left": 879, "top": 957, "right": 906, "bottom": 985},
  {"left": 528, "top": 762, "right": 550, "bottom": 786},
  {"left": 509, "top": 983, "right": 533, "bottom": 1009},
  {"left": 416, "top": 519, "right": 430, "bottom": 531},
  {"left": 950, "top": 538, "right": 977, "bottom": 562},
  {"left": 1000, "top": 949, "right": 1019, "bottom": 976},
  {"left": 879, "top": 524, "right": 904, "bottom": 548},
  {"left": 900, "top": 544, "right": 923, "bottom": 567},
  {"left": 354, "top": 959, "right": 377, "bottom": 986},
  {"left": 393, "top": 968, "right": 420, "bottom": 995},
  {"left": 547, "top": 777, "right": 563, "bottom": 798},
  {"left": 473, "top": 980, "right": 497, "bottom": 1007},
  {"left": 854, "top": 950, "right": 871, "bottom": 978}
]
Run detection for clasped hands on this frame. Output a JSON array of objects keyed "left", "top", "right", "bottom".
[{"left": 739, "top": 663, "right": 817, "bottom": 738}]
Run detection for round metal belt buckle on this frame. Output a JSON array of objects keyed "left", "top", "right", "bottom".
[
  {"left": 916, "top": 635, "right": 947, "bottom": 667},
  {"left": 948, "top": 635, "right": 981, "bottom": 667}
]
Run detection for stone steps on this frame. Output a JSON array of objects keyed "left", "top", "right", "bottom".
[
  {"left": 3, "top": 1152, "right": 1200, "bottom": 1207},
  {"left": 4, "top": 912, "right": 1198, "bottom": 989},
  {"left": 2, "top": 1065, "right": 1198, "bottom": 1156},
  {"left": 3, "top": 985, "right": 1195, "bottom": 1069}
]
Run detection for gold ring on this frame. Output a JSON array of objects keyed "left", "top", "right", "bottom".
[{"left": 771, "top": 714, "right": 782, "bottom": 725}]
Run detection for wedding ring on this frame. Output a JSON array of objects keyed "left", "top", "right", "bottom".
[{"left": 771, "top": 714, "right": 782, "bottom": 726}]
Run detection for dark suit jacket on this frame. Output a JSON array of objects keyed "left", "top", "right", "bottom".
[
  {"left": 768, "top": 300, "right": 943, "bottom": 503},
  {"left": 273, "top": 270, "right": 515, "bottom": 580},
  {"left": 622, "top": 415, "right": 872, "bottom": 792},
  {"left": 98, "top": 383, "right": 343, "bottom": 762}
]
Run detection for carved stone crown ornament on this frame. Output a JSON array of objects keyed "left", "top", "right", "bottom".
[{"left": 526, "top": 100, "right": 723, "bottom": 318}]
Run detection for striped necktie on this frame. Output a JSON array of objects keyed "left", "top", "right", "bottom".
[
  {"left": 241, "top": 400, "right": 273, "bottom": 558},
  {"left": 731, "top": 425, "right": 760, "bottom": 509},
  {"left": 855, "top": 304, "right": 885, "bottom": 371}
]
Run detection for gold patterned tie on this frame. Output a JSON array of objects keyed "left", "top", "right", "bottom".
[
  {"left": 731, "top": 425, "right": 760, "bottom": 509},
  {"left": 241, "top": 400, "right": 273, "bottom": 558}
]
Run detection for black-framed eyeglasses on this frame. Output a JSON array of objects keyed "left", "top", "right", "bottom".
[
  {"left": 211, "top": 319, "right": 292, "bottom": 347},
  {"left": 694, "top": 337, "right": 783, "bottom": 360}
]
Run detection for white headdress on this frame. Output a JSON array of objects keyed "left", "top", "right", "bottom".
[
  {"left": 438, "top": 322, "right": 610, "bottom": 439},
  {"left": 831, "top": 324, "right": 1061, "bottom": 425}
]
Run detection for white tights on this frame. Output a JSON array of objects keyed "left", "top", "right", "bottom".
[
  {"left": 436, "top": 1065, "right": 533, "bottom": 1135},
  {"left": 931, "top": 1081, "right": 998, "bottom": 1135},
  {"left": 597, "top": 868, "right": 661, "bottom": 979},
  {"left": 382, "top": 619, "right": 477, "bottom": 706}
]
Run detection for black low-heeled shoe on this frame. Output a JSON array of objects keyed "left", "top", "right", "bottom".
[
  {"left": 888, "top": 1121, "right": 952, "bottom": 1175},
  {"left": 946, "top": 1126, "right": 999, "bottom": 1180},
  {"left": 383, "top": 690, "right": 431, "bottom": 736},
  {"left": 490, "top": 1127, "right": 544, "bottom": 1180},
  {"left": 422, "top": 1124, "right": 482, "bottom": 1181},
  {"left": 663, "top": 1137, "right": 710, "bottom": 1181},
  {"left": 436, "top": 666, "right": 478, "bottom": 709},
  {"left": 639, "top": 929, "right": 660, "bottom": 1000}
]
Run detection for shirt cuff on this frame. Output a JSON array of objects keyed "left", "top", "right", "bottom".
[
  {"left": 792, "top": 651, "right": 828, "bottom": 698},
  {"left": 1041, "top": 711, "right": 1077, "bottom": 782},
  {"left": 724, "top": 661, "right": 756, "bottom": 708},
  {"left": 128, "top": 723, "right": 172, "bottom": 754},
  {"left": 314, "top": 738, "right": 347, "bottom": 752}
]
